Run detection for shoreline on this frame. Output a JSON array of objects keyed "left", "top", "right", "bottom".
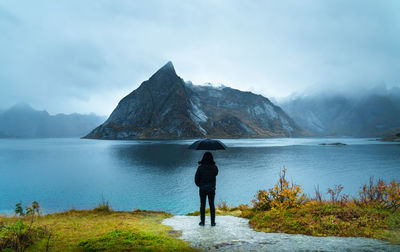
[{"left": 1, "top": 203, "right": 399, "bottom": 251}]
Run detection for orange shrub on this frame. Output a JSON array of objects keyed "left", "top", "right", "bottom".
[
  {"left": 386, "top": 180, "right": 400, "bottom": 211},
  {"left": 359, "top": 177, "right": 400, "bottom": 211},
  {"left": 253, "top": 168, "right": 306, "bottom": 211}
]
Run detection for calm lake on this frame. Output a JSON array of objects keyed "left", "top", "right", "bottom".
[{"left": 0, "top": 138, "right": 399, "bottom": 215}]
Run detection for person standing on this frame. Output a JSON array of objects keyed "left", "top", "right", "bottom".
[{"left": 195, "top": 152, "right": 218, "bottom": 226}]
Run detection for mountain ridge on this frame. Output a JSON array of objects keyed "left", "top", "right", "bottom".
[
  {"left": 84, "top": 62, "right": 305, "bottom": 140},
  {"left": 0, "top": 103, "right": 106, "bottom": 138},
  {"left": 279, "top": 87, "right": 400, "bottom": 137}
]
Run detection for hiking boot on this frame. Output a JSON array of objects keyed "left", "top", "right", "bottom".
[
  {"left": 199, "top": 222, "right": 205, "bottom": 226},
  {"left": 211, "top": 222, "right": 216, "bottom": 226}
]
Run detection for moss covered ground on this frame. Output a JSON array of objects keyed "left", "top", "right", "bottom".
[
  {"left": 0, "top": 208, "right": 197, "bottom": 251},
  {"left": 187, "top": 203, "right": 400, "bottom": 244}
]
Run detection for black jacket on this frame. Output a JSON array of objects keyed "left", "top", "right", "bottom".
[{"left": 195, "top": 164, "right": 218, "bottom": 191}]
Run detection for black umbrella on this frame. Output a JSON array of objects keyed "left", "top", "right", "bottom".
[{"left": 188, "top": 138, "right": 227, "bottom": 150}]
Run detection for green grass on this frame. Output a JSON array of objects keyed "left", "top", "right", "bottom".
[
  {"left": 78, "top": 229, "right": 182, "bottom": 251},
  {"left": 0, "top": 209, "right": 197, "bottom": 251},
  {"left": 2, "top": 204, "right": 399, "bottom": 250},
  {"left": 212, "top": 202, "right": 400, "bottom": 244}
]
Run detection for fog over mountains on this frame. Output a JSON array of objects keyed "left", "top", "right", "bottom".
[
  {"left": 279, "top": 86, "right": 400, "bottom": 137},
  {"left": 2, "top": 67, "right": 399, "bottom": 139},
  {"left": 0, "top": 103, "right": 105, "bottom": 138}
]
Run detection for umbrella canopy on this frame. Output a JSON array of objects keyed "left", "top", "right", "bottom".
[{"left": 188, "top": 138, "right": 227, "bottom": 150}]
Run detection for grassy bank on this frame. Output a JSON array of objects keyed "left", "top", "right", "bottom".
[
  {"left": 0, "top": 204, "right": 196, "bottom": 251},
  {"left": 189, "top": 203, "right": 400, "bottom": 244},
  {"left": 2, "top": 171, "right": 399, "bottom": 250},
  {"left": 245, "top": 202, "right": 400, "bottom": 243},
  {"left": 189, "top": 170, "right": 400, "bottom": 244}
]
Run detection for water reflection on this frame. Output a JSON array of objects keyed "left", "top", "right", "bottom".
[{"left": 109, "top": 143, "right": 200, "bottom": 172}]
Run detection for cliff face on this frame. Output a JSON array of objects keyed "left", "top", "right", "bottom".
[{"left": 84, "top": 62, "right": 303, "bottom": 139}]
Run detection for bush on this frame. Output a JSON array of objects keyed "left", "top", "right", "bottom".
[
  {"left": 386, "top": 180, "right": 400, "bottom": 211},
  {"left": 0, "top": 220, "right": 48, "bottom": 251},
  {"left": 252, "top": 168, "right": 306, "bottom": 211},
  {"left": 242, "top": 173, "right": 400, "bottom": 242},
  {"left": 327, "top": 184, "right": 350, "bottom": 205},
  {"left": 0, "top": 202, "right": 49, "bottom": 252},
  {"left": 93, "top": 196, "right": 112, "bottom": 213},
  {"left": 216, "top": 201, "right": 229, "bottom": 211},
  {"left": 359, "top": 177, "right": 400, "bottom": 211},
  {"left": 314, "top": 185, "right": 323, "bottom": 203}
]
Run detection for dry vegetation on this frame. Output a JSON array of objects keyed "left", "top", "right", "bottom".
[
  {"left": 2, "top": 169, "right": 399, "bottom": 251},
  {"left": 189, "top": 169, "right": 400, "bottom": 244},
  {"left": 247, "top": 169, "right": 399, "bottom": 243}
]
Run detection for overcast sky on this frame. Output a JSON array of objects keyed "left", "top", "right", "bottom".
[{"left": 1, "top": 0, "right": 399, "bottom": 115}]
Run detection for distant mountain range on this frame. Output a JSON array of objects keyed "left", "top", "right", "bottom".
[
  {"left": 0, "top": 103, "right": 105, "bottom": 138},
  {"left": 84, "top": 62, "right": 304, "bottom": 139},
  {"left": 279, "top": 86, "right": 400, "bottom": 137},
  {"left": 5, "top": 64, "right": 399, "bottom": 139}
]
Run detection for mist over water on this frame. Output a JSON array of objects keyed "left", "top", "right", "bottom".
[{"left": 0, "top": 138, "right": 399, "bottom": 215}]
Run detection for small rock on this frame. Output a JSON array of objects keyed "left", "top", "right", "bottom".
[{"left": 319, "top": 142, "right": 347, "bottom": 146}]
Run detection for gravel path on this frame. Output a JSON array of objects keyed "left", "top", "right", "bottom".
[{"left": 162, "top": 215, "right": 399, "bottom": 251}]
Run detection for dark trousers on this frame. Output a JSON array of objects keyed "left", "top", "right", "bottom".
[{"left": 199, "top": 189, "right": 215, "bottom": 224}]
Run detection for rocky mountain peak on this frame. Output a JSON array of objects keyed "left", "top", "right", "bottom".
[
  {"left": 84, "top": 63, "right": 304, "bottom": 139},
  {"left": 149, "top": 61, "right": 177, "bottom": 81},
  {"left": 163, "top": 61, "right": 175, "bottom": 70}
]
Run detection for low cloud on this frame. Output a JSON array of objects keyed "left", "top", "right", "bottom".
[{"left": 0, "top": 0, "right": 399, "bottom": 115}]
